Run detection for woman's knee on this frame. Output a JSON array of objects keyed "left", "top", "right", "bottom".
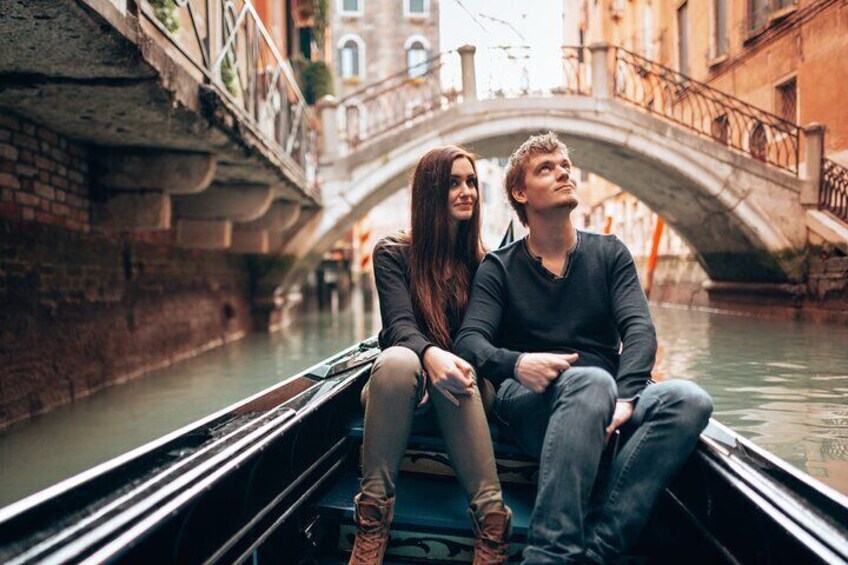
[{"left": 368, "top": 347, "right": 422, "bottom": 397}]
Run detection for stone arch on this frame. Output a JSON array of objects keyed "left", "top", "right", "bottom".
[{"left": 281, "top": 97, "right": 806, "bottom": 289}]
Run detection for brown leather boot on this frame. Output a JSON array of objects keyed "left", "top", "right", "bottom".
[
  {"left": 470, "top": 506, "right": 512, "bottom": 564},
  {"left": 348, "top": 493, "right": 394, "bottom": 565}
]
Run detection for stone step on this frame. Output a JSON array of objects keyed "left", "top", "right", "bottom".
[{"left": 316, "top": 472, "right": 534, "bottom": 563}]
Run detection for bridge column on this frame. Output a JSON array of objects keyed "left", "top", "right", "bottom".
[
  {"left": 801, "top": 123, "right": 825, "bottom": 206},
  {"left": 317, "top": 96, "right": 340, "bottom": 161},
  {"left": 589, "top": 42, "right": 612, "bottom": 100},
  {"left": 458, "top": 45, "right": 477, "bottom": 102}
]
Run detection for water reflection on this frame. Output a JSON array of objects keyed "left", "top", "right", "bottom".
[
  {"left": 0, "top": 299, "right": 845, "bottom": 508},
  {"left": 652, "top": 306, "right": 848, "bottom": 492}
]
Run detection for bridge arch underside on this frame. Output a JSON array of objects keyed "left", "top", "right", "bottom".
[{"left": 292, "top": 100, "right": 806, "bottom": 286}]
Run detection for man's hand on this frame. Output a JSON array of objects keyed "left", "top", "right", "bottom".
[
  {"left": 515, "top": 353, "right": 579, "bottom": 393},
  {"left": 606, "top": 400, "right": 634, "bottom": 441},
  {"left": 423, "top": 346, "right": 475, "bottom": 406}
]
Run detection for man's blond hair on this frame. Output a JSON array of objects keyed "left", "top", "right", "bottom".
[{"left": 504, "top": 132, "right": 570, "bottom": 225}]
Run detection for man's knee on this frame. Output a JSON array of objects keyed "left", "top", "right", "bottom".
[
  {"left": 656, "top": 380, "right": 713, "bottom": 431},
  {"left": 553, "top": 367, "right": 617, "bottom": 412}
]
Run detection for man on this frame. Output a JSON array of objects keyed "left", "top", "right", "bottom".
[{"left": 455, "top": 132, "right": 713, "bottom": 563}]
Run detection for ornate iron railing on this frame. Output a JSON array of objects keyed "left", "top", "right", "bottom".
[
  {"left": 613, "top": 47, "right": 800, "bottom": 173},
  {"left": 821, "top": 159, "right": 848, "bottom": 222},
  {"left": 556, "top": 46, "right": 591, "bottom": 96},
  {"left": 139, "top": 0, "right": 317, "bottom": 187},
  {"left": 339, "top": 51, "right": 460, "bottom": 148}
]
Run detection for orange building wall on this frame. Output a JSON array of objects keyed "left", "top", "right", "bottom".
[{"left": 585, "top": 0, "right": 848, "bottom": 159}]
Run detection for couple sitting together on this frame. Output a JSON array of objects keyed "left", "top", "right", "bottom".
[{"left": 349, "top": 133, "right": 714, "bottom": 564}]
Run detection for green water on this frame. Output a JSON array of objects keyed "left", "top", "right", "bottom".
[{"left": 0, "top": 303, "right": 846, "bottom": 507}]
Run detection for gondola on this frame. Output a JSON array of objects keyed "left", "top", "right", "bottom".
[{"left": 0, "top": 339, "right": 846, "bottom": 564}]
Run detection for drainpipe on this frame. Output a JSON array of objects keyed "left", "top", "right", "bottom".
[{"left": 458, "top": 45, "right": 477, "bottom": 102}]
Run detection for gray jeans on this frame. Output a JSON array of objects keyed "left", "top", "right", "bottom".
[
  {"left": 360, "top": 346, "right": 504, "bottom": 520},
  {"left": 494, "top": 367, "right": 713, "bottom": 563}
]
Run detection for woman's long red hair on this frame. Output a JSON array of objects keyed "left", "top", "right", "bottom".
[{"left": 404, "top": 146, "right": 484, "bottom": 349}]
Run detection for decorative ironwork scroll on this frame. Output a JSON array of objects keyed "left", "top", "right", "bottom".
[
  {"left": 338, "top": 51, "right": 459, "bottom": 148},
  {"left": 613, "top": 47, "right": 800, "bottom": 174},
  {"left": 556, "top": 45, "right": 591, "bottom": 96},
  {"left": 139, "top": 0, "right": 317, "bottom": 185},
  {"left": 821, "top": 159, "right": 848, "bottom": 223}
]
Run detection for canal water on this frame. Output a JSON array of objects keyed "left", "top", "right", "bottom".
[{"left": 1, "top": 302, "right": 846, "bottom": 507}]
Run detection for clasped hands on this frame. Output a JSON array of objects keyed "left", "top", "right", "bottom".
[
  {"left": 515, "top": 352, "right": 633, "bottom": 442},
  {"left": 422, "top": 346, "right": 475, "bottom": 407}
]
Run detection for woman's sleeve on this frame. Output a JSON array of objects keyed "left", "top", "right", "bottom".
[{"left": 372, "top": 243, "right": 432, "bottom": 360}]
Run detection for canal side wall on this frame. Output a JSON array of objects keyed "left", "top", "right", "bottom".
[
  {"left": 0, "top": 113, "right": 254, "bottom": 430},
  {"left": 639, "top": 254, "right": 848, "bottom": 325}
]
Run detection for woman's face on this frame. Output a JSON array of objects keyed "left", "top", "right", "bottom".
[{"left": 447, "top": 157, "right": 478, "bottom": 223}]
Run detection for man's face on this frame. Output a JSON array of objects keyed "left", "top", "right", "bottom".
[{"left": 512, "top": 150, "right": 578, "bottom": 217}]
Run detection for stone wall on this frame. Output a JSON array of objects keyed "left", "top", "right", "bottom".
[{"left": 0, "top": 112, "right": 254, "bottom": 429}]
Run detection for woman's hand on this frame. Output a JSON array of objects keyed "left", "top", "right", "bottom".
[{"left": 422, "top": 346, "right": 475, "bottom": 407}]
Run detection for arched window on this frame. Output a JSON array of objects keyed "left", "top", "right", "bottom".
[
  {"left": 338, "top": 34, "right": 365, "bottom": 80},
  {"left": 405, "top": 36, "right": 430, "bottom": 78}
]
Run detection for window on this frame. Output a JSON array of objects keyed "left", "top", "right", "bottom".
[
  {"left": 338, "top": 35, "right": 365, "bottom": 79},
  {"left": 713, "top": 0, "right": 728, "bottom": 58},
  {"left": 339, "top": 0, "right": 362, "bottom": 16},
  {"left": 405, "top": 0, "right": 429, "bottom": 17},
  {"left": 677, "top": 2, "right": 690, "bottom": 76},
  {"left": 405, "top": 36, "right": 430, "bottom": 78},
  {"left": 775, "top": 77, "right": 797, "bottom": 123},
  {"left": 748, "top": 0, "right": 769, "bottom": 30}
]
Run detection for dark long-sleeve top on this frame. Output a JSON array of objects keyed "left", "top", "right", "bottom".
[
  {"left": 454, "top": 232, "right": 657, "bottom": 400},
  {"left": 373, "top": 235, "right": 464, "bottom": 360}
]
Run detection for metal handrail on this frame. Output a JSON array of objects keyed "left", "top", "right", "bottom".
[
  {"left": 139, "top": 0, "right": 317, "bottom": 184},
  {"left": 339, "top": 51, "right": 459, "bottom": 148},
  {"left": 613, "top": 47, "right": 800, "bottom": 174},
  {"left": 820, "top": 159, "right": 848, "bottom": 222}
]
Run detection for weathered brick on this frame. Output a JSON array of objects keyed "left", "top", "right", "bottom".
[
  {"left": 51, "top": 202, "right": 70, "bottom": 216},
  {"left": 51, "top": 148, "right": 70, "bottom": 166},
  {"left": 18, "top": 149, "right": 34, "bottom": 164},
  {"left": 0, "top": 202, "right": 19, "bottom": 218},
  {"left": 12, "top": 132, "right": 38, "bottom": 151},
  {"left": 55, "top": 189, "right": 66, "bottom": 203},
  {"left": 39, "top": 198, "right": 51, "bottom": 211},
  {"left": 67, "top": 144, "right": 87, "bottom": 159},
  {"left": 0, "top": 143, "right": 18, "bottom": 161},
  {"left": 15, "top": 164, "right": 37, "bottom": 178},
  {"left": 38, "top": 171, "right": 50, "bottom": 183},
  {"left": 58, "top": 138, "right": 67, "bottom": 150},
  {"left": 1, "top": 189, "right": 12, "bottom": 202},
  {"left": 0, "top": 114, "right": 20, "bottom": 131},
  {"left": 0, "top": 173, "right": 20, "bottom": 189},
  {"left": 0, "top": 130, "right": 10, "bottom": 143},
  {"left": 52, "top": 175, "right": 69, "bottom": 191},
  {"left": 38, "top": 128, "right": 59, "bottom": 145},
  {"left": 56, "top": 165, "right": 67, "bottom": 177},
  {"left": 21, "top": 123, "right": 35, "bottom": 136},
  {"left": 66, "top": 194, "right": 84, "bottom": 208},
  {"left": 68, "top": 170, "right": 84, "bottom": 184},
  {"left": 35, "top": 156, "right": 57, "bottom": 173},
  {"left": 21, "top": 206, "right": 34, "bottom": 220},
  {"left": 35, "top": 212, "right": 55, "bottom": 225},
  {"left": 0, "top": 160, "right": 14, "bottom": 174},
  {"left": 14, "top": 192, "right": 38, "bottom": 206}
]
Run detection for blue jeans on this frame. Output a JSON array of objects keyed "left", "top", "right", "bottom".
[{"left": 493, "top": 367, "right": 713, "bottom": 564}]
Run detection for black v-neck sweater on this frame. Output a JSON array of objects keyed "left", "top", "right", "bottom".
[{"left": 455, "top": 232, "right": 657, "bottom": 400}]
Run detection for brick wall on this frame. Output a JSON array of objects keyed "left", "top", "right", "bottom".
[
  {"left": 0, "top": 113, "right": 91, "bottom": 232},
  {"left": 0, "top": 112, "right": 256, "bottom": 429}
]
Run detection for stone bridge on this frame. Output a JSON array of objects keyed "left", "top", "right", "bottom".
[{"left": 267, "top": 45, "right": 829, "bottom": 301}]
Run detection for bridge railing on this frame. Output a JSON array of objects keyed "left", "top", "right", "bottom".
[
  {"left": 338, "top": 51, "right": 461, "bottom": 149},
  {"left": 612, "top": 47, "right": 800, "bottom": 174},
  {"left": 821, "top": 159, "right": 848, "bottom": 222},
  {"left": 139, "top": 0, "right": 318, "bottom": 187}
]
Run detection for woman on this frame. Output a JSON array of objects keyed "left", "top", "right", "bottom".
[{"left": 349, "top": 146, "right": 511, "bottom": 565}]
